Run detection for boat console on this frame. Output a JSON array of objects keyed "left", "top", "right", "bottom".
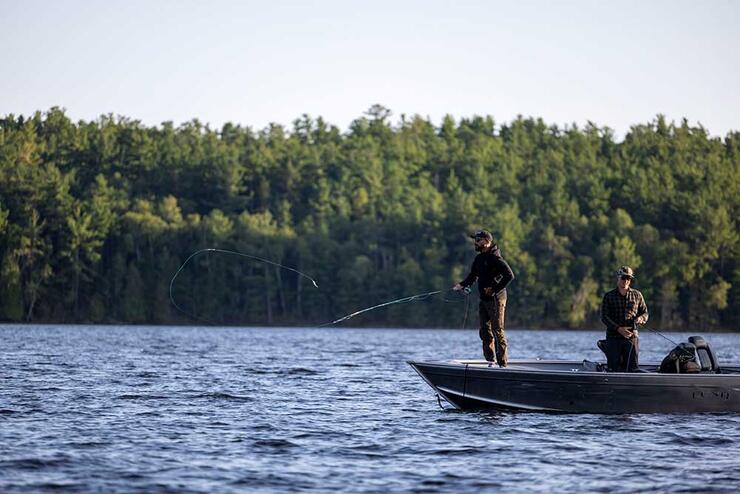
[{"left": 658, "top": 336, "right": 720, "bottom": 374}]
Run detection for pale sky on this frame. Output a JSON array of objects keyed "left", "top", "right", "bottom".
[{"left": 1, "top": 0, "right": 738, "bottom": 137}]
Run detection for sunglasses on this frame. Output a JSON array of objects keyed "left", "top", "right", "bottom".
[{"left": 620, "top": 275, "right": 633, "bottom": 281}]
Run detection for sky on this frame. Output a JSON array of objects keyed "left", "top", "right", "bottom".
[{"left": 1, "top": 0, "right": 738, "bottom": 137}]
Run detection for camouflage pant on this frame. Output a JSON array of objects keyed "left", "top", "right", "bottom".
[{"left": 479, "top": 296, "right": 508, "bottom": 366}]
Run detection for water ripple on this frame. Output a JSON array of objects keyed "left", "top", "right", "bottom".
[{"left": 1, "top": 325, "right": 740, "bottom": 492}]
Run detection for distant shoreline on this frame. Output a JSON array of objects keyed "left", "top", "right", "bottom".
[{"left": 1, "top": 322, "right": 737, "bottom": 333}]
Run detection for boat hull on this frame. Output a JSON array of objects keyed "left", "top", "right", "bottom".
[{"left": 409, "top": 360, "right": 740, "bottom": 413}]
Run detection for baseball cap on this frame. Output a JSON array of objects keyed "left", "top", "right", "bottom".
[{"left": 469, "top": 230, "right": 493, "bottom": 242}]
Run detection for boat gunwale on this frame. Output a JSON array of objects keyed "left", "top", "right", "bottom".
[{"left": 408, "top": 359, "right": 740, "bottom": 379}]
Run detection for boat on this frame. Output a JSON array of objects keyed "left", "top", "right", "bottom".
[{"left": 409, "top": 336, "right": 740, "bottom": 413}]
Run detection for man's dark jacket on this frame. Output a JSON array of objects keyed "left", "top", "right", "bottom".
[{"left": 460, "top": 245, "right": 515, "bottom": 301}]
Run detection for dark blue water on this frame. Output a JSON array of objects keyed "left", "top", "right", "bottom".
[{"left": 2, "top": 325, "right": 739, "bottom": 493}]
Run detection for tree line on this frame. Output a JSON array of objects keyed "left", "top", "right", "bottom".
[{"left": 0, "top": 106, "right": 737, "bottom": 329}]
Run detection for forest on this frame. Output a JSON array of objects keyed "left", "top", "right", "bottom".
[{"left": 0, "top": 106, "right": 737, "bottom": 329}]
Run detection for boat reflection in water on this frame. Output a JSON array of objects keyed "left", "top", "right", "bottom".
[{"left": 409, "top": 337, "right": 740, "bottom": 414}]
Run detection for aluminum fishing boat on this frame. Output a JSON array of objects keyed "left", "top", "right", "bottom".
[{"left": 409, "top": 338, "right": 740, "bottom": 413}]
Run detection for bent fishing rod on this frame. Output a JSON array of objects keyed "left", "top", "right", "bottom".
[
  {"left": 319, "top": 288, "right": 466, "bottom": 327},
  {"left": 170, "top": 249, "right": 469, "bottom": 326}
]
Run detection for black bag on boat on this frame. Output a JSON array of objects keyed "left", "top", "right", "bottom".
[{"left": 659, "top": 342, "right": 698, "bottom": 373}]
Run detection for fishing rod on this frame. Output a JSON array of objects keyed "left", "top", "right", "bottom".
[
  {"left": 169, "top": 248, "right": 319, "bottom": 323},
  {"left": 640, "top": 325, "right": 681, "bottom": 347},
  {"left": 170, "top": 248, "right": 466, "bottom": 326},
  {"left": 320, "top": 288, "right": 461, "bottom": 327}
]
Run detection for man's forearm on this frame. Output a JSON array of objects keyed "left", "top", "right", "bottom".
[
  {"left": 635, "top": 310, "right": 649, "bottom": 326},
  {"left": 459, "top": 272, "right": 476, "bottom": 288}
]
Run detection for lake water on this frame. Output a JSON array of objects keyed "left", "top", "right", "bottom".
[{"left": 2, "top": 325, "right": 740, "bottom": 493}]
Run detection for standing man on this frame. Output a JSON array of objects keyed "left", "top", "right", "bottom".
[
  {"left": 600, "top": 266, "right": 649, "bottom": 372},
  {"left": 453, "top": 230, "right": 515, "bottom": 367}
]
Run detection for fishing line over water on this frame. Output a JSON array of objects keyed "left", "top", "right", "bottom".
[
  {"left": 169, "top": 248, "right": 468, "bottom": 326},
  {"left": 169, "top": 248, "right": 320, "bottom": 323}
]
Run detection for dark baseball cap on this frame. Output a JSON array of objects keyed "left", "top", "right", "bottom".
[{"left": 469, "top": 230, "right": 493, "bottom": 241}]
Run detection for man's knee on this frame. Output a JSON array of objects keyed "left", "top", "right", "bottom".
[
  {"left": 625, "top": 340, "right": 639, "bottom": 370},
  {"left": 495, "top": 302, "right": 506, "bottom": 328},
  {"left": 479, "top": 326, "right": 493, "bottom": 342}
]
